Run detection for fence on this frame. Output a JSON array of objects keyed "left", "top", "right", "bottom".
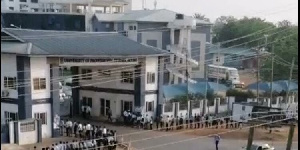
[{"left": 160, "top": 96, "right": 297, "bottom": 118}]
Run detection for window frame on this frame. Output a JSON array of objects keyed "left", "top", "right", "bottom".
[
  {"left": 146, "top": 101, "right": 154, "bottom": 112},
  {"left": 4, "top": 111, "right": 18, "bottom": 124},
  {"left": 34, "top": 112, "right": 47, "bottom": 125},
  {"left": 33, "top": 78, "right": 46, "bottom": 90},
  {"left": 4, "top": 77, "right": 17, "bottom": 90},
  {"left": 147, "top": 72, "right": 156, "bottom": 84},
  {"left": 121, "top": 71, "right": 133, "bottom": 84}
]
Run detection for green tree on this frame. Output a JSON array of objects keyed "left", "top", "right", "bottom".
[{"left": 194, "top": 13, "right": 210, "bottom": 22}]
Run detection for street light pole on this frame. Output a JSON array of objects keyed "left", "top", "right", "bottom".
[{"left": 270, "top": 45, "right": 274, "bottom": 107}]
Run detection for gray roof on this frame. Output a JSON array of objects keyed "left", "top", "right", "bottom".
[
  {"left": 1, "top": 28, "right": 168, "bottom": 57},
  {"left": 94, "top": 9, "right": 211, "bottom": 24}
]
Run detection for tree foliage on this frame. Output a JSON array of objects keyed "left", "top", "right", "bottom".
[
  {"left": 194, "top": 13, "right": 210, "bottom": 22},
  {"left": 212, "top": 16, "right": 298, "bottom": 81}
]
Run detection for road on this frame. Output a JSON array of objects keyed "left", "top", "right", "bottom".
[{"left": 67, "top": 117, "right": 298, "bottom": 150}]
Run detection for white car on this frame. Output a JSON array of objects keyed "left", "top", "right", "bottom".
[{"left": 242, "top": 143, "right": 275, "bottom": 150}]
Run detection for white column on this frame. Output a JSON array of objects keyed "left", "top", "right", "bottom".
[
  {"left": 110, "top": 5, "right": 113, "bottom": 14},
  {"left": 122, "top": 5, "right": 125, "bottom": 12},
  {"left": 170, "top": 28, "right": 175, "bottom": 45},
  {"left": 69, "top": 3, "right": 72, "bottom": 13}
]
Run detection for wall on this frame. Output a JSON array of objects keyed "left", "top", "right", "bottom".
[
  {"left": 232, "top": 103, "right": 253, "bottom": 122},
  {"left": 192, "top": 25, "right": 212, "bottom": 43},
  {"left": 1, "top": 54, "right": 18, "bottom": 99},
  {"left": 92, "top": 20, "right": 115, "bottom": 32},
  {"left": 79, "top": 90, "right": 134, "bottom": 118},
  {"left": 78, "top": 65, "right": 135, "bottom": 90},
  {"left": 30, "top": 57, "right": 51, "bottom": 100},
  {"left": 18, "top": 121, "right": 38, "bottom": 145},
  {"left": 124, "top": 22, "right": 138, "bottom": 41},
  {"left": 141, "top": 32, "right": 163, "bottom": 49},
  {"left": 190, "top": 33, "right": 206, "bottom": 79},
  {"left": 32, "top": 104, "right": 52, "bottom": 138}
]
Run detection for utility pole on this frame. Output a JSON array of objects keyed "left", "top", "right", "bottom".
[
  {"left": 256, "top": 47, "right": 260, "bottom": 101},
  {"left": 285, "top": 57, "right": 295, "bottom": 103},
  {"left": 184, "top": 39, "right": 190, "bottom": 117},
  {"left": 246, "top": 127, "right": 255, "bottom": 150},
  {"left": 270, "top": 45, "right": 274, "bottom": 107},
  {"left": 286, "top": 124, "right": 296, "bottom": 150},
  {"left": 217, "top": 43, "right": 221, "bottom": 94},
  {"left": 205, "top": 64, "right": 208, "bottom": 115}
]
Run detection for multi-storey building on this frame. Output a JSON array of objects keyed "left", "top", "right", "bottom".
[
  {"left": 1, "top": 0, "right": 132, "bottom": 13},
  {"left": 92, "top": 9, "right": 213, "bottom": 83},
  {"left": 1, "top": 28, "right": 166, "bottom": 143}
]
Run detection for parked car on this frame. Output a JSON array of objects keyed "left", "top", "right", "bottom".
[{"left": 241, "top": 143, "right": 275, "bottom": 150}]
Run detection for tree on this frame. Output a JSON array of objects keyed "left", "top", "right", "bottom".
[
  {"left": 194, "top": 13, "right": 210, "bottom": 22},
  {"left": 278, "top": 20, "right": 292, "bottom": 27}
]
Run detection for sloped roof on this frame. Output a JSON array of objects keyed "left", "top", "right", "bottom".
[
  {"left": 1, "top": 28, "right": 169, "bottom": 57},
  {"left": 94, "top": 9, "right": 211, "bottom": 24},
  {"left": 163, "top": 81, "right": 228, "bottom": 100}
]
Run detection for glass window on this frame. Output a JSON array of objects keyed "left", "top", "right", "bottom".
[
  {"left": 4, "top": 77, "right": 17, "bottom": 89},
  {"left": 33, "top": 78, "right": 46, "bottom": 90},
  {"left": 147, "top": 72, "right": 155, "bottom": 84},
  {"left": 4, "top": 111, "right": 18, "bottom": 124},
  {"left": 9, "top": 7, "right": 14, "bottom": 10},
  {"left": 31, "top": 0, "right": 38, "bottom": 3},
  {"left": 121, "top": 71, "right": 133, "bottom": 84},
  {"left": 19, "top": 0, "right": 26, "bottom": 2},
  {"left": 34, "top": 112, "right": 47, "bottom": 125},
  {"left": 146, "top": 101, "right": 154, "bottom": 112}
]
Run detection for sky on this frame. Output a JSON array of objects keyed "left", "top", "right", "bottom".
[{"left": 131, "top": 0, "right": 298, "bottom": 24}]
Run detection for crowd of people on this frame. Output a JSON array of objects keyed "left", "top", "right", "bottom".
[
  {"left": 122, "top": 111, "right": 244, "bottom": 131},
  {"left": 41, "top": 119, "right": 118, "bottom": 150}
]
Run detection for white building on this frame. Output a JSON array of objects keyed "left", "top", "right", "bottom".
[
  {"left": 1, "top": 28, "right": 166, "bottom": 143},
  {"left": 1, "top": 0, "right": 132, "bottom": 13}
]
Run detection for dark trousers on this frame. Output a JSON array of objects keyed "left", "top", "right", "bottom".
[
  {"left": 166, "top": 123, "right": 169, "bottom": 131},
  {"left": 150, "top": 123, "right": 153, "bottom": 130},
  {"left": 156, "top": 122, "right": 159, "bottom": 129},
  {"left": 186, "top": 120, "right": 188, "bottom": 129},
  {"left": 215, "top": 141, "right": 219, "bottom": 150}
]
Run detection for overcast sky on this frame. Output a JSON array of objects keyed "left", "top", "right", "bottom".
[{"left": 132, "top": 0, "right": 298, "bottom": 24}]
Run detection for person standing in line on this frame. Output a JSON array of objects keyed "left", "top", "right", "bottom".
[
  {"left": 214, "top": 134, "right": 221, "bottom": 150},
  {"left": 175, "top": 116, "right": 179, "bottom": 130},
  {"left": 194, "top": 114, "right": 197, "bottom": 129},
  {"left": 170, "top": 115, "right": 174, "bottom": 130},
  {"left": 149, "top": 116, "right": 153, "bottom": 130},
  {"left": 73, "top": 121, "right": 78, "bottom": 138},
  {"left": 123, "top": 110, "right": 128, "bottom": 125},
  {"left": 59, "top": 119, "right": 65, "bottom": 136},
  {"left": 65, "top": 120, "right": 70, "bottom": 137},
  {"left": 86, "top": 122, "right": 91, "bottom": 140},
  {"left": 165, "top": 116, "right": 169, "bottom": 131},
  {"left": 144, "top": 114, "right": 149, "bottom": 130},
  {"left": 78, "top": 122, "right": 83, "bottom": 139},
  {"left": 179, "top": 115, "right": 184, "bottom": 129},
  {"left": 103, "top": 126, "right": 107, "bottom": 137},
  {"left": 155, "top": 116, "right": 160, "bottom": 130},
  {"left": 189, "top": 114, "right": 193, "bottom": 129},
  {"left": 185, "top": 113, "right": 189, "bottom": 129},
  {"left": 160, "top": 115, "right": 164, "bottom": 130}
]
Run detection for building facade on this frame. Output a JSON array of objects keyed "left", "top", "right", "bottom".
[
  {"left": 91, "top": 9, "right": 213, "bottom": 84},
  {"left": 1, "top": 28, "right": 166, "bottom": 143},
  {"left": 1, "top": 0, "right": 132, "bottom": 14}
]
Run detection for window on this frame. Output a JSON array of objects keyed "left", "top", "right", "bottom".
[
  {"left": 129, "top": 25, "right": 136, "bottom": 30},
  {"left": 9, "top": 0, "right": 14, "bottom": 1},
  {"left": 105, "top": 23, "right": 110, "bottom": 28},
  {"left": 83, "top": 97, "right": 92, "bottom": 107},
  {"left": 4, "top": 77, "right": 17, "bottom": 90},
  {"left": 216, "top": 56, "right": 220, "bottom": 62},
  {"left": 4, "top": 111, "right": 18, "bottom": 124},
  {"left": 34, "top": 112, "right": 47, "bottom": 125},
  {"left": 19, "top": 0, "right": 26, "bottom": 2},
  {"left": 147, "top": 72, "right": 155, "bottom": 84},
  {"left": 33, "top": 78, "right": 46, "bottom": 90},
  {"left": 9, "top": 7, "right": 14, "bottom": 10},
  {"left": 121, "top": 71, "right": 133, "bottom": 84},
  {"left": 146, "top": 101, "right": 154, "bottom": 112},
  {"left": 133, "top": 26, "right": 137, "bottom": 30},
  {"left": 31, "top": 0, "right": 38, "bottom": 3},
  {"left": 98, "top": 70, "right": 111, "bottom": 76},
  {"left": 179, "top": 58, "right": 183, "bottom": 64},
  {"left": 20, "top": 121, "right": 35, "bottom": 132},
  {"left": 82, "top": 69, "right": 92, "bottom": 80}
]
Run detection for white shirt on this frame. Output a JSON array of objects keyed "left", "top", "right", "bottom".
[
  {"left": 67, "top": 121, "right": 73, "bottom": 128},
  {"left": 86, "top": 124, "right": 91, "bottom": 130},
  {"left": 81, "top": 106, "right": 85, "bottom": 112},
  {"left": 103, "top": 128, "right": 107, "bottom": 134},
  {"left": 87, "top": 107, "right": 91, "bottom": 113},
  {"left": 123, "top": 111, "right": 128, "bottom": 117},
  {"left": 78, "top": 124, "right": 83, "bottom": 131}
]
